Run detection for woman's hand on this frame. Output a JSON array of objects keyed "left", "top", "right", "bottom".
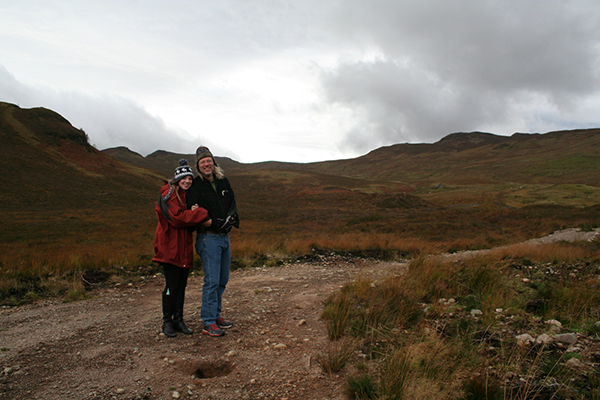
[{"left": 191, "top": 204, "right": 199, "bottom": 211}]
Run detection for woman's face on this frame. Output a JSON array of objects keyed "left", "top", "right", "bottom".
[{"left": 178, "top": 176, "right": 193, "bottom": 191}]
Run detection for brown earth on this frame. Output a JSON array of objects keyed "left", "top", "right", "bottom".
[{"left": 0, "top": 255, "right": 406, "bottom": 400}]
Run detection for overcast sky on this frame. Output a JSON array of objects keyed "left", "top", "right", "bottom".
[{"left": 2, "top": 1, "right": 600, "bottom": 163}]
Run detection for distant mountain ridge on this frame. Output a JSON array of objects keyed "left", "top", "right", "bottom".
[
  {"left": 104, "top": 128, "right": 600, "bottom": 188},
  {"left": 102, "top": 147, "right": 244, "bottom": 177}
]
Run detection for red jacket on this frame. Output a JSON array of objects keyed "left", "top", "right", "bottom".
[{"left": 152, "top": 182, "right": 209, "bottom": 268}]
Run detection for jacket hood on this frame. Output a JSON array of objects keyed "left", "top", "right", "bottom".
[{"left": 159, "top": 181, "right": 171, "bottom": 197}]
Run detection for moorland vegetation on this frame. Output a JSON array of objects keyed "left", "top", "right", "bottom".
[{"left": 2, "top": 101, "right": 600, "bottom": 398}]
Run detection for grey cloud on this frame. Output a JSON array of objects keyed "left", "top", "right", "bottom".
[{"left": 322, "top": 0, "right": 600, "bottom": 153}]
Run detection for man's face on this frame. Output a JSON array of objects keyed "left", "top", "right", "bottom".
[{"left": 198, "top": 157, "right": 215, "bottom": 179}]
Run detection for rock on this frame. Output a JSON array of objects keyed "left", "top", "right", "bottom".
[
  {"left": 546, "top": 319, "right": 562, "bottom": 328},
  {"left": 515, "top": 334, "right": 534, "bottom": 345},
  {"left": 549, "top": 325, "right": 562, "bottom": 333},
  {"left": 471, "top": 309, "right": 483, "bottom": 316},
  {"left": 504, "top": 371, "right": 516, "bottom": 380},
  {"left": 565, "top": 358, "right": 585, "bottom": 368},
  {"left": 298, "top": 319, "right": 307, "bottom": 326},
  {"left": 554, "top": 333, "right": 577, "bottom": 345},
  {"left": 116, "top": 388, "right": 125, "bottom": 394},
  {"left": 172, "top": 390, "right": 180, "bottom": 399},
  {"left": 274, "top": 343, "right": 287, "bottom": 349},
  {"left": 536, "top": 334, "right": 552, "bottom": 344}
]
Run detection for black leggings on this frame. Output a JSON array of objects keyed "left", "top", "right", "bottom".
[{"left": 162, "top": 263, "right": 190, "bottom": 298}]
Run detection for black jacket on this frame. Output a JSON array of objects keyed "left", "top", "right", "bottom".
[{"left": 186, "top": 175, "right": 239, "bottom": 233}]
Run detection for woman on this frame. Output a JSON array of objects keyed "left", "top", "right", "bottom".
[{"left": 152, "top": 159, "right": 211, "bottom": 337}]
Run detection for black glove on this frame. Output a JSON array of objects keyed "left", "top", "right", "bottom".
[
  {"left": 218, "top": 215, "right": 237, "bottom": 233},
  {"left": 210, "top": 217, "right": 226, "bottom": 230}
]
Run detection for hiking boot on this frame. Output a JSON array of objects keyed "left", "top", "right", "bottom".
[
  {"left": 202, "top": 323, "right": 225, "bottom": 337},
  {"left": 216, "top": 317, "right": 234, "bottom": 329},
  {"left": 162, "top": 320, "right": 177, "bottom": 337}
]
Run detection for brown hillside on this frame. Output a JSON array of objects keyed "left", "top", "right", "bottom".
[{"left": 0, "top": 102, "right": 163, "bottom": 212}]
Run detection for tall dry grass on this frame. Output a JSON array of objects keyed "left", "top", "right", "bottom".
[{"left": 0, "top": 208, "right": 156, "bottom": 304}]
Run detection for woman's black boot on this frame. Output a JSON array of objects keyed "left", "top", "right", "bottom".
[
  {"left": 162, "top": 293, "right": 177, "bottom": 337},
  {"left": 173, "top": 315, "right": 193, "bottom": 335}
]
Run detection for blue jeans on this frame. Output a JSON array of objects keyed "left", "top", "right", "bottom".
[{"left": 195, "top": 232, "right": 231, "bottom": 325}]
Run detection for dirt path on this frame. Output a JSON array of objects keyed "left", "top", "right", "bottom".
[{"left": 0, "top": 255, "right": 406, "bottom": 400}]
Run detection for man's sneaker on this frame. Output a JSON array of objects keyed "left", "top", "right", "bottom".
[
  {"left": 202, "top": 323, "right": 225, "bottom": 337},
  {"left": 216, "top": 317, "right": 234, "bottom": 329}
]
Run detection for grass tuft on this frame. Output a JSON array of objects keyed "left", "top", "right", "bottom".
[
  {"left": 345, "top": 373, "right": 379, "bottom": 400},
  {"left": 314, "top": 336, "right": 358, "bottom": 374}
]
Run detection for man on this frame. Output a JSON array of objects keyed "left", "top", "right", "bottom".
[{"left": 187, "top": 146, "right": 239, "bottom": 337}]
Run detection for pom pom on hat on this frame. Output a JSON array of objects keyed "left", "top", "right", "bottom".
[{"left": 171, "top": 158, "right": 194, "bottom": 183}]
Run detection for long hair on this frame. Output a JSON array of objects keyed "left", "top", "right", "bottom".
[
  {"left": 166, "top": 177, "right": 188, "bottom": 208},
  {"left": 175, "top": 185, "right": 186, "bottom": 207}
]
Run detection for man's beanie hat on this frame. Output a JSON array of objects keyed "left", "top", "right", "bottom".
[
  {"left": 172, "top": 159, "right": 194, "bottom": 183},
  {"left": 195, "top": 146, "right": 217, "bottom": 165}
]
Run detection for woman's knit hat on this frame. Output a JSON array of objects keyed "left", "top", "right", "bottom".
[{"left": 171, "top": 158, "right": 194, "bottom": 183}]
